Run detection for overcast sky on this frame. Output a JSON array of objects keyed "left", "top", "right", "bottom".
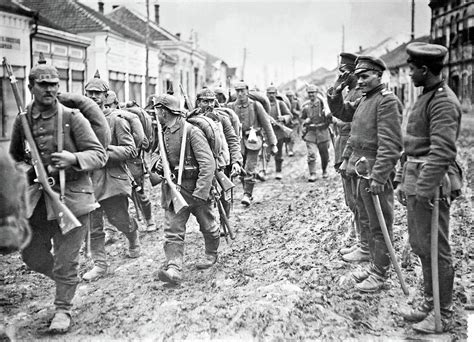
[{"left": 82, "top": 0, "right": 431, "bottom": 87}]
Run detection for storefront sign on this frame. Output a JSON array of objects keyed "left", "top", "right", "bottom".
[{"left": 0, "top": 36, "right": 21, "bottom": 50}]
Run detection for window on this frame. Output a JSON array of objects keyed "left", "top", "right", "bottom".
[
  {"left": 0, "top": 65, "right": 25, "bottom": 141},
  {"left": 129, "top": 74, "right": 143, "bottom": 106},
  {"left": 71, "top": 70, "right": 84, "bottom": 94},
  {"left": 109, "top": 70, "right": 125, "bottom": 102},
  {"left": 147, "top": 77, "right": 157, "bottom": 97},
  {"left": 57, "top": 68, "right": 68, "bottom": 92}
]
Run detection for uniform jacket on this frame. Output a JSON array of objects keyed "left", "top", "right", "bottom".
[
  {"left": 341, "top": 84, "right": 403, "bottom": 184},
  {"left": 400, "top": 81, "right": 462, "bottom": 198},
  {"left": 211, "top": 110, "right": 243, "bottom": 166},
  {"left": 228, "top": 99, "right": 277, "bottom": 146},
  {"left": 268, "top": 99, "right": 293, "bottom": 141},
  {"left": 9, "top": 101, "right": 107, "bottom": 220},
  {"left": 92, "top": 110, "right": 137, "bottom": 201},
  {"left": 151, "top": 117, "right": 216, "bottom": 208},
  {"left": 301, "top": 99, "right": 330, "bottom": 144}
]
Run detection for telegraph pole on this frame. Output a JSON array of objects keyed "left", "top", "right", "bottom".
[
  {"left": 145, "top": 0, "right": 150, "bottom": 99},
  {"left": 342, "top": 25, "right": 345, "bottom": 52},
  {"left": 241, "top": 47, "right": 247, "bottom": 80},
  {"left": 310, "top": 45, "right": 314, "bottom": 73},
  {"left": 411, "top": 0, "right": 415, "bottom": 40}
]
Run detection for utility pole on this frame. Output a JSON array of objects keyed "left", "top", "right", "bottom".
[
  {"left": 241, "top": 47, "right": 247, "bottom": 80},
  {"left": 341, "top": 25, "right": 345, "bottom": 52},
  {"left": 411, "top": 0, "right": 415, "bottom": 41},
  {"left": 145, "top": 0, "right": 150, "bottom": 99},
  {"left": 310, "top": 45, "right": 314, "bottom": 73}
]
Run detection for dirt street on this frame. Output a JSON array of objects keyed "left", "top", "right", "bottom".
[{"left": 1, "top": 135, "right": 472, "bottom": 341}]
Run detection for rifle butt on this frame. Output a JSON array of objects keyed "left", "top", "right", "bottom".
[{"left": 170, "top": 187, "right": 189, "bottom": 215}]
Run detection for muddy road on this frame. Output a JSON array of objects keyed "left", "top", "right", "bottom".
[{"left": 1, "top": 136, "right": 472, "bottom": 341}]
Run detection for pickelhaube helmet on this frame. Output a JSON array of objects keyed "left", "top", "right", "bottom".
[
  {"left": 28, "top": 52, "right": 60, "bottom": 84},
  {"left": 196, "top": 88, "right": 216, "bottom": 100},
  {"left": 306, "top": 84, "right": 318, "bottom": 93},
  {"left": 85, "top": 70, "right": 109, "bottom": 92},
  {"left": 234, "top": 80, "right": 248, "bottom": 90},
  {"left": 266, "top": 84, "right": 278, "bottom": 93}
]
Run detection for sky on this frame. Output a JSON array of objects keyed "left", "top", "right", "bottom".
[{"left": 81, "top": 0, "right": 432, "bottom": 87}]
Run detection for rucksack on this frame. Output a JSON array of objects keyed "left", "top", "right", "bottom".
[
  {"left": 124, "top": 102, "right": 156, "bottom": 152},
  {"left": 112, "top": 109, "right": 145, "bottom": 149},
  {"left": 186, "top": 112, "right": 229, "bottom": 168}
]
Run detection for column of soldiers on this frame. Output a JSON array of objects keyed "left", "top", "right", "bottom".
[{"left": 6, "top": 41, "right": 463, "bottom": 335}]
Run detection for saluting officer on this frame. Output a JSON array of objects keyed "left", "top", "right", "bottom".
[
  {"left": 9, "top": 60, "right": 107, "bottom": 333},
  {"left": 151, "top": 95, "right": 219, "bottom": 284},
  {"left": 227, "top": 81, "right": 277, "bottom": 206},
  {"left": 397, "top": 43, "right": 462, "bottom": 334},
  {"left": 338, "top": 56, "right": 403, "bottom": 292}
]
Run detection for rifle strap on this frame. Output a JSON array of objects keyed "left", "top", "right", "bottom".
[
  {"left": 177, "top": 121, "right": 189, "bottom": 186},
  {"left": 57, "top": 103, "right": 66, "bottom": 204}
]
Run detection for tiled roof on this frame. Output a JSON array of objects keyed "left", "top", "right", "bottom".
[
  {"left": 20, "top": 0, "right": 149, "bottom": 44},
  {"left": 0, "top": 0, "right": 35, "bottom": 17},
  {"left": 106, "top": 6, "right": 172, "bottom": 42},
  {"left": 380, "top": 35, "right": 430, "bottom": 69}
]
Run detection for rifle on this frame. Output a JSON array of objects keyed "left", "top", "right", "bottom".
[
  {"left": 124, "top": 165, "right": 145, "bottom": 221},
  {"left": 214, "top": 183, "right": 236, "bottom": 242},
  {"left": 268, "top": 116, "right": 293, "bottom": 138},
  {"left": 3, "top": 57, "right": 81, "bottom": 235},
  {"left": 155, "top": 113, "right": 189, "bottom": 215},
  {"left": 179, "top": 83, "right": 193, "bottom": 112}
]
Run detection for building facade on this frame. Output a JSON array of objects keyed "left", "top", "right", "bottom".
[{"left": 430, "top": 0, "right": 474, "bottom": 110}]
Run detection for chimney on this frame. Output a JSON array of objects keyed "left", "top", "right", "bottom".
[
  {"left": 154, "top": 4, "right": 160, "bottom": 25},
  {"left": 176, "top": 33, "right": 181, "bottom": 40},
  {"left": 112, "top": 5, "right": 119, "bottom": 10},
  {"left": 98, "top": 1, "right": 104, "bottom": 14}
]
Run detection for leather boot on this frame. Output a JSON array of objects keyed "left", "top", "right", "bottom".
[
  {"left": 342, "top": 247, "right": 370, "bottom": 262},
  {"left": 322, "top": 170, "right": 328, "bottom": 178},
  {"left": 125, "top": 229, "right": 141, "bottom": 258},
  {"left": 400, "top": 298, "right": 433, "bottom": 322},
  {"left": 82, "top": 265, "right": 107, "bottom": 282},
  {"left": 412, "top": 311, "right": 453, "bottom": 334},
  {"left": 196, "top": 254, "right": 218, "bottom": 269},
  {"left": 158, "top": 266, "right": 182, "bottom": 285},
  {"left": 241, "top": 182, "right": 255, "bottom": 206},
  {"left": 308, "top": 173, "right": 317, "bottom": 182},
  {"left": 352, "top": 266, "right": 371, "bottom": 283},
  {"left": 145, "top": 216, "right": 157, "bottom": 232},
  {"left": 340, "top": 244, "right": 358, "bottom": 255},
  {"left": 355, "top": 272, "right": 385, "bottom": 293},
  {"left": 48, "top": 311, "right": 71, "bottom": 334}
]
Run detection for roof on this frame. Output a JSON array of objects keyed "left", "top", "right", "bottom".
[
  {"left": 380, "top": 35, "right": 430, "bottom": 69},
  {"left": 20, "top": 0, "right": 153, "bottom": 44},
  {"left": 0, "top": 0, "right": 35, "bottom": 17},
  {"left": 106, "top": 6, "right": 174, "bottom": 42}
]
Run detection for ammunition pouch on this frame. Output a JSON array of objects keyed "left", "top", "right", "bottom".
[
  {"left": 442, "top": 159, "right": 463, "bottom": 201},
  {"left": 173, "top": 164, "right": 199, "bottom": 180}
]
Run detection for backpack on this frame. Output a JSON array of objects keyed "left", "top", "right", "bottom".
[
  {"left": 124, "top": 102, "right": 156, "bottom": 152},
  {"left": 112, "top": 109, "right": 145, "bottom": 149},
  {"left": 186, "top": 111, "right": 229, "bottom": 168}
]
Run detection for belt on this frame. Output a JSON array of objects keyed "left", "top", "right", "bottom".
[{"left": 406, "top": 155, "right": 429, "bottom": 163}]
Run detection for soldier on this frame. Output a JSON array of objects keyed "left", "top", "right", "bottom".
[
  {"left": 396, "top": 43, "right": 462, "bottom": 333},
  {"left": 9, "top": 61, "right": 107, "bottom": 332},
  {"left": 266, "top": 85, "right": 293, "bottom": 180},
  {"left": 151, "top": 94, "right": 219, "bottom": 284},
  {"left": 214, "top": 87, "right": 241, "bottom": 138},
  {"left": 227, "top": 81, "right": 277, "bottom": 206},
  {"left": 192, "top": 88, "right": 243, "bottom": 217},
  {"left": 327, "top": 52, "right": 369, "bottom": 262},
  {"left": 338, "top": 56, "right": 403, "bottom": 292},
  {"left": 285, "top": 90, "right": 302, "bottom": 156},
  {"left": 301, "top": 85, "right": 331, "bottom": 182},
  {"left": 82, "top": 72, "right": 141, "bottom": 282}
]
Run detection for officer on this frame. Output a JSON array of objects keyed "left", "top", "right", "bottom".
[
  {"left": 151, "top": 94, "right": 219, "bottom": 284},
  {"left": 266, "top": 85, "right": 293, "bottom": 180},
  {"left": 285, "top": 90, "right": 302, "bottom": 156},
  {"left": 82, "top": 72, "right": 141, "bottom": 282},
  {"left": 338, "top": 56, "right": 403, "bottom": 292},
  {"left": 9, "top": 60, "right": 107, "bottom": 333},
  {"left": 327, "top": 52, "right": 369, "bottom": 261},
  {"left": 396, "top": 42, "right": 462, "bottom": 333},
  {"left": 227, "top": 81, "right": 277, "bottom": 206},
  {"left": 301, "top": 85, "right": 331, "bottom": 182}
]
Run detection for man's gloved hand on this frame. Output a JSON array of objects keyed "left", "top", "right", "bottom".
[
  {"left": 394, "top": 186, "right": 407, "bottom": 206},
  {"left": 370, "top": 179, "right": 385, "bottom": 195},
  {"left": 338, "top": 159, "right": 348, "bottom": 178},
  {"left": 231, "top": 163, "right": 242, "bottom": 177},
  {"left": 335, "top": 71, "right": 350, "bottom": 92},
  {"left": 270, "top": 144, "right": 278, "bottom": 155},
  {"left": 416, "top": 194, "right": 433, "bottom": 210}
]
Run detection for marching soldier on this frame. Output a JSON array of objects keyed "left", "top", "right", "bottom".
[
  {"left": 301, "top": 85, "right": 331, "bottom": 182},
  {"left": 214, "top": 86, "right": 241, "bottom": 138},
  {"left": 151, "top": 94, "right": 219, "bottom": 284},
  {"left": 285, "top": 90, "right": 302, "bottom": 156},
  {"left": 266, "top": 85, "right": 293, "bottom": 180},
  {"left": 9, "top": 61, "right": 107, "bottom": 332},
  {"left": 82, "top": 72, "right": 141, "bottom": 282},
  {"left": 397, "top": 43, "right": 462, "bottom": 333},
  {"left": 327, "top": 52, "right": 369, "bottom": 262},
  {"left": 227, "top": 81, "right": 277, "bottom": 206},
  {"left": 338, "top": 56, "right": 403, "bottom": 292}
]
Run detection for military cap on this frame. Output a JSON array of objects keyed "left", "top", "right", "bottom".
[
  {"left": 354, "top": 56, "right": 386, "bottom": 75},
  {"left": 234, "top": 80, "right": 248, "bottom": 90},
  {"left": 29, "top": 52, "right": 59, "bottom": 83},
  {"left": 266, "top": 85, "right": 277, "bottom": 93},
  {"left": 406, "top": 42, "right": 447, "bottom": 65},
  {"left": 153, "top": 94, "right": 181, "bottom": 114},
  {"left": 306, "top": 84, "right": 318, "bottom": 93},
  {"left": 85, "top": 70, "right": 109, "bottom": 92},
  {"left": 197, "top": 88, "right": 216, "bottom": 100},
  {"left": 285, "top": 90, "right": 295, "bottom": 97},
  {"left": 339, "top": 52, "right": 358, "bottom": 70},
  {"left": 105, "top": 90, "right": 118, "bottom": 105},
  {"left": 214, "top": 87, "right": 226, "bottom": 95}
]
